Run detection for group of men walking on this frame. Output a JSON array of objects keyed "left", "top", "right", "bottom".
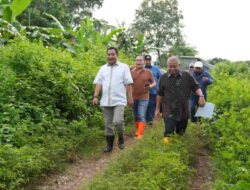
[{"left": 93, "top": 47, "right": 213, "bottom": 152}]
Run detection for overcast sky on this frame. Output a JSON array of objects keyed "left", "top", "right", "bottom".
[{"left": 93, "top": 0, "right": 250, "bottom": 61}]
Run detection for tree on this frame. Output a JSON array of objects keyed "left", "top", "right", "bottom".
[
  {"left": 168, "top": 39, "right": 198, "bottom": 57},
  {"left": 208, "top": 57, "right": 229, "bottom": 65},
  {"left": 116, "top": 29, "right": 146, "bottom": 57},
  {"left": 17, "top": 0, "right": 104, "bottom": 27},
  {"left": 157, "top": 39, "right": 197, "bottom": 68},
  {"left": 131, "top": 0, "right": 183, "bottom": 61}
]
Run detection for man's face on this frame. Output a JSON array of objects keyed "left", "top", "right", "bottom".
[
  {"left": 168, "top": 59, "right": 180, "bottom": 75},
  {"left": 145, "top": 59, "right": 151, "bottom": 67},
  {"left": 194, "top": 67, "right": 202, "bottom": 73},
  {"left": 135, "top": 56, "right": 144, "bottom": 69},
  {"left": 189, "top": 66, "right": 194, "bottom": 73},
  {"left": 107, "top": 49, "right": 118, "bottom": 64}
]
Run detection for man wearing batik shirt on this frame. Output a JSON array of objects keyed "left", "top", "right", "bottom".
[{"left": 155, "top": 56, "right": 205, "bottom": 143}]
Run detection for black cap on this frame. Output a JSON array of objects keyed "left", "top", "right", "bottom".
[{"left": 144, "top": 55, "right": 151, "bottom": 60}]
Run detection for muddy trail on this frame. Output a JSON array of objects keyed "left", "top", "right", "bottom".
[{"left": 191, "top": 144, "right": 213, "bottom": 190}]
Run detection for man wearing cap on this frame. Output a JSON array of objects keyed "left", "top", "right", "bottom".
[
  {"left": 191, "top": 61, "right": 213, "bottom": 122},
  {"left": 155, "top": 56, "right": 205, "bottom": 142},
  {"left": 188, "top": 62, "right": 195, "bottom": 74},
  {"left": 144, "top": 54, "right": 161, "bottom": 126}
]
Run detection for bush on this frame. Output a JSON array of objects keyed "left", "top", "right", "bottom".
[
  {"left": 205, "top": 63, "right": 250, "bottom": 189},
  {"left": 0, "top": 40, "right": 105, "bottom": 189}
]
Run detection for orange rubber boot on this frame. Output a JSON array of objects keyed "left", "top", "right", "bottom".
[
  {"left": 137, "top": 122, "right": 146, "bottom": 139},
  {"left": 135, "top": 122, "right": 139, "bottom": 136}
]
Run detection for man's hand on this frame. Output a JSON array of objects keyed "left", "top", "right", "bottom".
[
  {"left": 92, "top": 97, "right": 99, "bottom": 105},
  {"left": 202, "top": 77, "right": 208, "bottom": 82},
  {"left": 154, "top": 109, "right": 161, "bottom": 121},
  {"left": 127, "top": 97, "right": 134, "bottom": 107},
  {"left": 198, "top": 96, "right": 206, "bottom": 107},
  {"left": 93, "top": 84, "right": 101, "bottom": 106}
]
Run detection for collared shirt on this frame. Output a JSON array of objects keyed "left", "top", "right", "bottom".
[
  {"left": 145, "top": 65, "right": 161, "bottom": 95},
  {"left": 93, "top": 62, "right": 133, "bottom": 107},
  {"left": 158, "top": 71, "right": 199, "bottom": 120},
  {"left": 131, "top": 68, "right": 154, "bottom": 100}
]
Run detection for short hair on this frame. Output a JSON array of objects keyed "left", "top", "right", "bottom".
[
  {"left": 144, "top": 54, "right": 152, "bottom": 60},
  {"left": 107, "top": 47, "right": 118, "bottom": 55},
  {"left": 167, "top": 56, "right": 180, "bottom": 65},
  {"left": 136, "top": 55, "right": 144, "bottom": 59}
]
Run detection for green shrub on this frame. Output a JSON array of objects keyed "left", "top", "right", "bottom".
[
  {"left": 0, "top": 40, "right": 105, "bottom": 189},
  {"left": 205, "top": 63, "right": 250, "bottom": 189}
]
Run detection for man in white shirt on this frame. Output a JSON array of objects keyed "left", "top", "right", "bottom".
[{"left": 93, "top": 47, "right": 133, "bottom": 152}]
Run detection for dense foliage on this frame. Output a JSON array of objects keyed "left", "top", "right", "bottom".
[
  {"left": 0, "top": 40, "right": 106, "bottom": 189},
  {"left": 18, "top": 0, "right": 104, "bottom": 27},
  {"left": 205, "top": 62, "right": 250, "bottom": 189}
]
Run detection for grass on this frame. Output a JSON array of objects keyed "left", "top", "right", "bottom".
[
  {"left": 25, "top": 122, "right": 135, "bottom": 190},
  {"left": 84, "top": 121, "right": 206, "bottom": 190}
]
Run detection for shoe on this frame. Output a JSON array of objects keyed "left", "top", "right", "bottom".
[
  {"left": 135, "top": 122, "right": 139, "bottom": 136},
  {"left": 147, "top": 121, "right": 153, "bottom": 127},
  {"left": 104, "top": 135, "right": 114, "bottom": 152},
  {"left": 136, "top": 122, "right": 146, "bottom": 139},
  {"left": 118, "top": 134, "right": 125, "bottom": 150},
  {"left": 163, "top": 137, "right": 169, "bottom": 144}
]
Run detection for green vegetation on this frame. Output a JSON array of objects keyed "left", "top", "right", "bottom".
[
  {"left": 18, "top": 0, "right": 104, "bottom": 27},
  {"left": 0, "top": 40, "right": 106, "bottom": 189},
  {"left": 0, "top": 0, "right": 32, "bottom": 23},
  {"left": 85, "top": 123, "right": 204, "bottom": 190},
  {"left": 1, "top": 1, "right": 250, "bottom": 190},
  {"left": 0, "top": 37, "right": 134, "bottom": 190},
  {"left": 0, "top": 2, "right": 138, "bottom": 186},
  {"left": 204, "top": 62, "right": 250, "bottom": 189}
]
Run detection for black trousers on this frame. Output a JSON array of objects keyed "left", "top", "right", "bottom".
[{"left": 163, "top": 118, "right": 188, "bottom": 136}]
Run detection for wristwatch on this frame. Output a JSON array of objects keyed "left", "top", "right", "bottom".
[{"left": 199, "top": 94, "right": 204, "bottom": 97}]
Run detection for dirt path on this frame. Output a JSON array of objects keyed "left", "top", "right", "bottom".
[
  {"left": 191, "top": 145, "right": 213, "bottom": 190},
  {"left": 30, "top": 135, "right": 136, "bottom": 190}
]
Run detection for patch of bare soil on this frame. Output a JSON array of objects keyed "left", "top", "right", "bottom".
[{"left": 191, "top": 145, "right": 213, "bottom": 190}]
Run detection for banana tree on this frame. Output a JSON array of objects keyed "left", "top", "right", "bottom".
[
  {"left": 0, "top": 0, "right": 32, "bottom": 45},
  {"left": 116, "top": 29, "right": 147, "bottom": 57},
  {"left": 0, "top": 0, "right": 32, "bottom": 23},
  {"left": 63, "top": 16, "right": 123, "bottom": 53}
]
